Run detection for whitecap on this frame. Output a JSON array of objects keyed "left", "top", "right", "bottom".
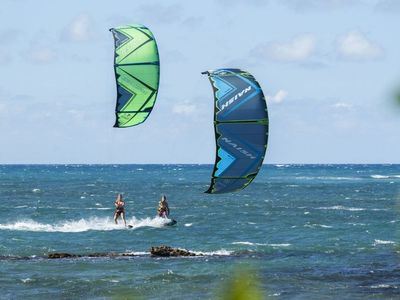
[
  {"left": 0, "top": 216, "right": 173, "bottom": 233},
  {"left": 232, "top": 241, "right": 254, "bottom": 246},
  {"left": 268, "top": 243, "right": 291, "bottom": 247},
  {"left": 232, "top": 242, "right": 291, "bottom": 247},
  {"left": 123, "top": 251, "right": 149, "bottom": 256},
  {"left": 371, "top": 175, "right": 389, "bottom": 179},
  {"left": 373, "top": 239, "right": 395, "bottom": 246},
  {"left": 32, "top": 188, "right": 41, "bottom": 193},
  {"left": 316, "top": 206, "right": 365, "bottom": 211},
  {"left": 184, "top": 223, "right": 192, "bottom": 227},
  {"left": 304, "top": 223, "right": 333, "bottom": 228},
  {"left": 370, "top": 284, "right": 396, "bottom": 289},
  {"left": 195, "top": 249, "right": 232, "bottom": 256}
]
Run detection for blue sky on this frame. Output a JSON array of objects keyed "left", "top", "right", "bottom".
[{"left": 0, "top": 0, "right": 399, "bottom": 164}]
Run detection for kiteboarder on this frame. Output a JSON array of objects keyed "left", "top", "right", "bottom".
[
  {"left": 157, "top": 195, "right": 169, "bottom": 218},
  {"left": 114, "top": 193, "right": 126, "bottom": 226}
]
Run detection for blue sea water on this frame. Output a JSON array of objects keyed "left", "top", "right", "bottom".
[{"left": 0, "top": 164, "right": 399, "bottom": 299}]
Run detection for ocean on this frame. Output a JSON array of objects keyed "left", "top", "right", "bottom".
[{"left": 0, "top": 164, "right": 399, "bottom": 299}]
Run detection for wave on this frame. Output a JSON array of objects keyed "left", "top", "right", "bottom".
[
  {"left": 370, "top": 284, "right": 397, "bottom": 289},
  {"left": 316, "top": 206, "right": 365, "bottom": 211},
  {"left": 295, "top": 176, "right": 361, "bottom": 181},
  {"left": 0, "top": 216, "right": 172, "bottom": 233},
  {"left": 371, "top": 174, "right": 400, "bottom": 179},
  {"left": 193, "top": 249, "right": 232, "bottom": 256},
  {"left": 373, "top": 239, "right": 396, "bottom": 246},
  {"left": 232, "top": 241, "right": 291, "bottom": 247},
  {"left": 304, "top": 224, "right": 333, "bottom": 229},
  {"left": 13, "top": 206, "right": 113, "bottom": 211}
]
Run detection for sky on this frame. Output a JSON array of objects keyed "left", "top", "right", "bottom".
[{"left": 0, "top": 0, "right": 399, "bottom": 164}]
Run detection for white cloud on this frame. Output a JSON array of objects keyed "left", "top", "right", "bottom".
[
  {"left": 172, "top": 102, "right": 196, "bottom": 115},
  {"left": 281, "top": 0, "right": 362, "bottom": 11},
  {"left": 267, "top": 90, "right": 288, "bottom": 104},
  {"left": 181, "top": 16, "right": 204, "bottom": 28},
  {"left": 336, "top": 31, "right": 384, "bottom": 61},
  {"left": 375, "top": 0, "right": 400, "bottom": 12},
  {"left": 0, "top": 49, "right": 12, "bottom": 65},
  {"left": 139, "top": 4, "right": 183, "bottom": 24},
  {"left": 333, "top": 102, "right": 353, "bottom": 109},
  {"left": 253, "top": 34, "right": 316, "bottom": 63},
  {"left": 215, "top": 0, "right": 268, "bottom": 6},
  {"left": 29, "top": 47, "right": 56, "bottom": 63},
  {"left": 63, "top": 14, "right": 91, "bottom": 42}
]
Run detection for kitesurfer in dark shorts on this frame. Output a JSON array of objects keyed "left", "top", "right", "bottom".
[
  {"left": 114, "top": 193, "right": 126, "bottom": 226},
  {"left": 157, "top": 195, "right": 169, "bottom": 218}
]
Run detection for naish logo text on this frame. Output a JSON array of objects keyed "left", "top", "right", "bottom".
[
  {"left": 221, "top": 137, "right": 256, "bottom": 159},
  {"left": 220, "top": 86, "right": 252, "bottom": 111}
]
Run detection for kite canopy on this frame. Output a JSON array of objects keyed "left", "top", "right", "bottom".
[
  {"left": 203, "top": 69, "right": 269, "bottom": 194},
  {"left": 110, "top": 24, "right": 160, "bottom": 127}
]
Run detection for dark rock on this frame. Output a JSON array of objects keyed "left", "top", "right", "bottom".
[
  {"left": 47, "top": 252, "right": 137, "bottom": 259},
  {"left": 150, "top": 245, "right": 198, "bottom": 257},
  {"left": 48, "top": 253, "right": 80, "bottom": 259}
]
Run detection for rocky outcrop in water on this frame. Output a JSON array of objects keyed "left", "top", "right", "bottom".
[
  {"left": 47, "top": 252, "right": 135, "bottom": 259},
  {"left": 150, "top": 245, "right": 198, "bottom": 257}
]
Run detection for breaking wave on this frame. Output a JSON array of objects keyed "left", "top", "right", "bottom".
[
  {"left": 370, "top": 174, "right": 400, "bottom": 179},
  {"left": 0, "top": 216, "right": 172, "bottom": 233}
]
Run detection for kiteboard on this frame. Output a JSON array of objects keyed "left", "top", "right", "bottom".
[
  {"left": 165, "top": 219, "right": 177, "bottom": 226},
  {"left": 127, "top": 219, "right": 177, "bottom": 229}
]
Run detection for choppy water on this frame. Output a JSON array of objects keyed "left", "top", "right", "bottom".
[{"left": 0, "top": 164, "right": 399, "bottom": 299}]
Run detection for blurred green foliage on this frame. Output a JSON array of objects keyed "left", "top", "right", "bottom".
[
  {"left": 218, "top": 267, "right": 266, "bottom": 300},
  {"left": 396, "top": 92, "right": 400, "bottom": 107}
]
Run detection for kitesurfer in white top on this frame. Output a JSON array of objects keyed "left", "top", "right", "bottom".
[
  {"left": 157, "top": 195, "right": 169, "bottom": 218},
  {"left": 114, "top": 193, "right": 126, "bottom": 226}
]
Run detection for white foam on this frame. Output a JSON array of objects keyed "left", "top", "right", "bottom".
[
  {"left": 371, "top": 175, "right": 389, "bottom": 179},
  {"left": 296, "top": 176, "right": 359, "bottom": 181},
  {"left": 232, "top": 241, "right": 254, "bottom": 246},
  {"left": 304, "top": 223, "right": 333, "bottom": 229},
  {"left": 268, "top": 243, "right": 291, "bottom": 247},
  {"left": 124, "top": 251, "right": 149, "bottom": 256},
  {"left": 373, "top": 239, "right": 395, "bottom": 246},
  {"left": 317, "top": 206, "right": 365, "bottom": 211},
  {"left": 370, "top": 284, "right": 396, "bottom": 289},
  {"left": 232, "top": 241, "right": 291, "bottom": 247},
  {"left": 32, "top": 188, "right": 41, "bottom": 193},
  {"left": 371, "top": 174, "right": 400, "bottom": 179},
  {"left": 184, "top": 223, "right": 192, "bottom": 227},
  {"left": 0, "top": 216, "right": 172, "bottom": 233},
  {"left": 194, "top": 249, "right": 232, "bottom": 256}
]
